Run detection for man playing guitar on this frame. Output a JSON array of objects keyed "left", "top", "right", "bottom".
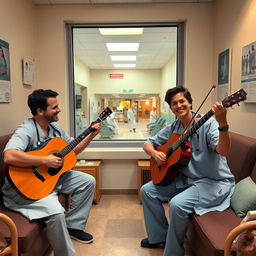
[
  {"left": 140, "top": 86, "right": 235, "bottom": 256},
  {"left": 3, "top": 89, "right": 101, "bottom": 256}
]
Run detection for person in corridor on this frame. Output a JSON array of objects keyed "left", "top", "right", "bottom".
[{"left": 127, "top": 104, "right": 137, "bottom": 132}]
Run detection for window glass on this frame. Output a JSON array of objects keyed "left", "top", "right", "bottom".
[{"left": 70, "top": 24, "right": 181, "bottom": 143}]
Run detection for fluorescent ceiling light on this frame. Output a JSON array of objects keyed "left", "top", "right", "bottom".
[
  {"left": 114, "top": 64, "right": 136, "bottom": 68},
  {"left": 110, "top": 55, "right": 137, "bottom": 61},
  {"left": 106, "top": 43, "right": 139, "bottom": 52},
  {"left": 99, "top": 28, "right": 144, "bottom": 35}
]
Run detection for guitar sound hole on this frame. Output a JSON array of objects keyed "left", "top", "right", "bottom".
[{"left": 48, "top": 166, "right": 63, "bottom": 176}]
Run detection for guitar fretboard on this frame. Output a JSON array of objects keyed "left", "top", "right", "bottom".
[
  {"left": 171, "top": 110, "right": 214, "bottom": 152},
  {"left": 58, "top": 117, "right": 101, "bottom": 157}
]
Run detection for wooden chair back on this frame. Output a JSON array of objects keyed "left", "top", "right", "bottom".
[
  {"left": 224, "top": 220, "right": 256, "bottom": 256},
  {"left": 0, "top": 213, "right": 18, "bottom": 256}
]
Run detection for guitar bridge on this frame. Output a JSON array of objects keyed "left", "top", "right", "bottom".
[{"left": 32, "top": 166, "right": 45, "bottom": 182}]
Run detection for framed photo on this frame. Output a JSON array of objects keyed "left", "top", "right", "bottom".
[
  {"left": 23, "top": 57, "right": 35, "bottom": 86},
  {"left": 217, "top": 48, "right": 231, "bottom": 101},
  {"left": 0, "top": 39, "right": 11, "bottom": 103},
  {"left": 241, "top": 41, "right": 256, "bottom": 103}
]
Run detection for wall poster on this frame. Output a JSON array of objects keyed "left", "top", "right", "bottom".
[
  {"left": 0, "top": 39, "right": 11, "bottom": 102},
  {"left": 217, "top": 48, "right": 231, "bottom": 101},
  {"left": 241, "top": 41, "right": 256, "bottom": 103},
  {"left": 23, "top": 57, "right": 35, "bottom": 86}
]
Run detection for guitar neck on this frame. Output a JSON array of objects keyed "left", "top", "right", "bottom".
[
  {"left": 58, "top": 117, "right": 101, "bottom": 157},
  {"left": 172, "top": 110, "right": 214, "bottom": 151},
  {"left": 166, "top": 88, "right": 247, "bottom": 156}
]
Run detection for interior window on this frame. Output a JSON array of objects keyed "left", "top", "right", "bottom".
[{"left": 67, "top": 23, "right": 183, "bottom": 145}]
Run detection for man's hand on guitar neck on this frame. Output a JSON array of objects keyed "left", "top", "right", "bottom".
[
  {"left": 90, "top": 122, "right": 101, "bottom": 137},
  {"left": 212, "top": 101, "right": 228, "bottom": 126},
  {"left": 212, "top": 101, "right": 230, "bottom": 157},
  {"left": 73, "top": 121, "right": 101, "bottom": 155}
]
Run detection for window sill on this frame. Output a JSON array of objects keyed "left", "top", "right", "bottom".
[{"left": 78, "top": 147, "right": 149, "bottom": 160}]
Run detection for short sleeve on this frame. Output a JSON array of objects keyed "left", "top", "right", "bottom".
[{"left": 4, "top": 125, "right": 31, "bottom": 152}]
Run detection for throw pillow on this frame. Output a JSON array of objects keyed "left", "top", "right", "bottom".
[{"left": 231, "top": 176, "right": 256, "bottom": 217}]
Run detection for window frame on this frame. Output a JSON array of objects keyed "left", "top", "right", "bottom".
[{"left": 66, "top": 22, "right": 184, "bottom": 148}]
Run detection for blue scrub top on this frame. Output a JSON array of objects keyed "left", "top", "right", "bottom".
[{"left": 145, "top": 116, "right": 235, "bottom": 215}]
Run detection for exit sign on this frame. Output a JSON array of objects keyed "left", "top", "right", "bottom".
[{"left": 109, "top": 74, "right": 123, "bottom": 78}]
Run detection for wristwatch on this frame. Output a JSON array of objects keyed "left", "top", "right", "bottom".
[{"left": 218, "top": 125, "right": 229, "bottom": 132}]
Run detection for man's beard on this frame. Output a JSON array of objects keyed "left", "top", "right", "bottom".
[{"left": 44, "top": 114, "right": 59, "bottom": 122}]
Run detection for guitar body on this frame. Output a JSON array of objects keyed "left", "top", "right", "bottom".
[
  {"left": 8, "top": 137, "right": 77, "bottom": 200},
  {"left": 150, "top": 133, "right": 191, "bottom": 185}
]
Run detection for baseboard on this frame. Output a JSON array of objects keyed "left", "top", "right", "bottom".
[{"left": 102, "top": 189, "right": 137, "bottom": 195}]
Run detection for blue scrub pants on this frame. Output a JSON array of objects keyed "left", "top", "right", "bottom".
[
  {"left": 141, "top": 181, "right": 199, "bottom": 256},
  {"left": 44, "top": 170, "right": 96, "bottom": 256}
]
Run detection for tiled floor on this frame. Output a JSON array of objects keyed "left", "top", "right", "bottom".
[
  {"left": 63, "top": 194, "right": 193, "bottom": 256},
  {"left": 98, "top": 118, "right": 150, "bottom": 140}
]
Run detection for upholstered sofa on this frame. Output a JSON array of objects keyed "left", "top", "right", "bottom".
[
  {"left": 0, "top": 134, "right": 70, "bottom": 256},
  {"left": 187, "top": 132, "right": 256, "bottom": 256}
]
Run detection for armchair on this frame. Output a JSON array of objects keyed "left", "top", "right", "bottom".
[
  {"left": 0, "top": 134, "right": 70, "bottom": 256},
  {"left": 224, "top": 220, "right": 256, "bottom": 256},
  {"left": 0, "top": 213, "right": 18, "bottom": 256}
]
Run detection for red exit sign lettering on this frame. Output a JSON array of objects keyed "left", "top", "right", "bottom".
[{"left": 109, "top": 74, "right": 123, "bottom": 78}]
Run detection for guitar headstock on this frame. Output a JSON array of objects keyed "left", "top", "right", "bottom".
[
  {"left": 98, "top": 107, "right": 113, "bottom": 122},
  {"left": 222, "top": 89, "right": 247, "bottom": 108}
]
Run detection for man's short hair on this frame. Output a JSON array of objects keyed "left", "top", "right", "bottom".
[{"left": 28, "top": 89, "right": 58, "bottom": 116}]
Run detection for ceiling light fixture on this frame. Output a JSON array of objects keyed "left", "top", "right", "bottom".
[
  {"left": 99, "top": 28, "right": 144, "bottom": 35},
  {"left": 106, "top": 43, "right": 139, "bottom": 52},
  {"left": 110, "top": 55, "right": 136, "bottom": 61}
]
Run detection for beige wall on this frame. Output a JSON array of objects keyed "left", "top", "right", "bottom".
[
  {"left": 34, "top": 2, "right": 214, "bottom": 132},
  {"left": 90, "top": 69, "right": 161, "bottom": 94},
  {"left": 74, "top": 57, "right": 91, "bottom": 88},
  {"left": 1, "top": 0, "right": 256, "bottom": 189},
  {"left": 0, "top": 0, "right": 37, "bottom": 134},
  {"left": 2, "top": 1, "right": 255, "bottom": 137},
  {"left": 213, "top": 0, "right": 256, "bottom": 138},
  {"left": 1, "top": 1, "right": 214, "bottom": 135}
]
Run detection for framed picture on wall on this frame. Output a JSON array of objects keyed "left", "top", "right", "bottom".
[
  {"left": 241, "top": 41, "right": 256, "bottom": 103},
  {"left": 23, "top": 57, "right": 35, "bottom": 86},
  {"left": 0, "top": 39, "right": 11, "bottom": 103},
  {"left": 217, "top": 48, "right": 231, "bottom": 101}
]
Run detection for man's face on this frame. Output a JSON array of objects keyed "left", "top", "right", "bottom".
[
  {"left": 170, "top": 92, "right": 191, "bottom": 119},
  {"left": 42, "top": 97, "right": 61, "bottom": 122}
]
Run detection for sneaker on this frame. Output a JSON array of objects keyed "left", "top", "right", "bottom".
[
  {"left": 140, "top": 238, "right": 165, "bottom": 248},
  {"left": 68, "top": 228, "right": 94, "bottom": 244}
]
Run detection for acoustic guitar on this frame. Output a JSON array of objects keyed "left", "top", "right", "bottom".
[
  {"left": 8, "top": 107, "right": 112, "bottom": 200},
  {"left": 150, "top": 89, "right": 247, "bottom": 185}
]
